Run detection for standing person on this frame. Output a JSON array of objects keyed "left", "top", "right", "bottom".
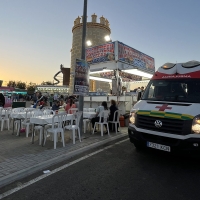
[
  {"left": 0, "top": 93, "right": 5, "bottom": 107},
  {"left": 137, "top": 86, "right": 145, "bottom": 101},
  {"left": 109, "top": 99, "right": 119, "bottom": 131},
  {"left": 65, "top": 98, "right": 77, "bottom": 114},
  {"left": 32, "top": 93, "right": 37, "bottom": 103},
  {"left": 91, "top": 101, "right": 108, "bottom": 133},
  {"left": 136, "top": 87, "right": 141, "bottom": 94},
  {"left": 54, "top": 93, "right": 58, "bottom": 101},
  {"left": 59, "top": 94, "right": 64, "bottom": 101},
  {"left": 48, "top": 94, "right": 54, "bottom": 107}
]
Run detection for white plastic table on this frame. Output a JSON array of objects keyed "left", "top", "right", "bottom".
[
  {"left": 10, "top": 112, "right": 29, "bottom": 119},
  {"left": 30, "top": 114, "right": 74, "bottom": 146},
  {"left": 83, "top": 112, "right": 96, "bottom": 119}
]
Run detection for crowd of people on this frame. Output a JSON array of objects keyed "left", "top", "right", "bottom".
[
  {"left": 32, "top": 92, "right": 79, "bottom": 112},
  {"left": 0, "top": 91, "right": 122, "bottom": 134}
]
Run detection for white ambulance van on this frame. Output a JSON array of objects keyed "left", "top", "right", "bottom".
[{"left": 128, "top": 61, "right": 200, "bottom": 152}]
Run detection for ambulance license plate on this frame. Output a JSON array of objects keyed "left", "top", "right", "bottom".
[{"left": 147, "top": 142, "right": 171, "bottom": 152}]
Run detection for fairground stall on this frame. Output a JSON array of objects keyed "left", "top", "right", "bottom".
[
  {"left": 0, "top": 86, "right": 14, "bottom": 107},
  {"left": 84, "top": 41, "right": 155, "bottom": 114}
]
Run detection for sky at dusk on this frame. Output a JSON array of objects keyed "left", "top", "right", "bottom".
[{"left": 1, "top": 0, "right": 200, "bottom": 86}]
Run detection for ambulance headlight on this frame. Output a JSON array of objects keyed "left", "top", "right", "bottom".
[
  {"left": 192, "top": 115, "right": 200, "bottom": 134},
  {"left": 129, "top": 110, "right": 137, "bottom": 125}
]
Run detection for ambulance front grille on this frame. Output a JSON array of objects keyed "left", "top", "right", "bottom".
[{"left": 136, "top": 115, "right": 192, "bottom": 135}]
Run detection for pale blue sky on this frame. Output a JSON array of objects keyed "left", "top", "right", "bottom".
[{"left": 0, "top": 0, "right": 200, "bottom": 84}]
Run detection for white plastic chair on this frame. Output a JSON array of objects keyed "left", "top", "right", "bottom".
[
  {"left": 32, "top": 125, "right": 43, "bottom": 145},
  {"left": 108, "top": 110, "right": 121, "bottom": 134},
  {"left": 10, "top": 107, "right": 25, "bottom": 122},
  {"left": 43, "top": 109, "right": 55, "bottom": 115},
  {"left": 11, "top": 107, "right": 25, "bottom": 113},
  {"left": 41, "top": 106, "right": 52, "bottom": 111},
  {"left": 0, "top": 108, "right": 12, "bottom": 131},
  {"left": 43, "top": 110, "right": 56, "bottom": 139},
  {"left": 83, "top": 118, "right": 91, "bottom": 134},
  {"left": 21, "top": 110, "right": 33, "bottom": 137},
  {"left": 10, "top": 107, "right": 25, "bottom": 134},
  {"left": 31, "top": 109, "right": 44, "bottom": 143},
  {"left": 64, "top": 111, "right": 82, "bottom": 144},
  {"left": 88, "top": 108, "right": 96, "bottom": 112},
  {"left": 32, "top": 109, "right": 43, "bottom": 117},
  {"left": 83, "top": 108, "right": 89, "bottom": 112},
  {"left": 44, "top": 113, "right": 67, "bottom": 149},
  {"left": 93, "top": 110, "right": 110, "bottom": 136},
  {"left": 67, "top": 108, "right": 78, "bottom": 114},
  {"left": 24, "top": 108, "right": 35, "bottom": 111}
]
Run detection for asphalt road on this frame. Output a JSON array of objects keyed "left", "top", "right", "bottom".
[{"left": 2, "top": 139, "right": 200, "bottom": 200}]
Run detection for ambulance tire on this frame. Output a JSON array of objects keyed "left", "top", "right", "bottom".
[{"left": 131, "top": 139, "right": 143, "bottom": 150}]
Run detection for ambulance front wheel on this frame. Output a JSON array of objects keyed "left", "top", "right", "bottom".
[{"left": 130, "top": 138, "right": 143, "bottom": 150}]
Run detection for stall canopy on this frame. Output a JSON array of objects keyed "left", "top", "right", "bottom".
[
  {"left": 86, "top": 41, "right": 155, "bottom": 82},
  {"left": 0, "top": 86, "right": 14, "bottom": 92}
]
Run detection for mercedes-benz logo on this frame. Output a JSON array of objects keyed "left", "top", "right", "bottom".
[{"left": 154, "top": 120, "right": 162, "bottom": 128}]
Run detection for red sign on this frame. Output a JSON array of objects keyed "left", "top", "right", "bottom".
[{"left": 155, "top": 104, "right": 172, "bottom": 111}]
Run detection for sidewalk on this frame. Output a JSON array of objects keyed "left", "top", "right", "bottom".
[{"left": 0, "top": 125, "right": 128, "bottom": 188}]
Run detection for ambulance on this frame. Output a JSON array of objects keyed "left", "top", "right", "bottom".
[{"left": 128, "top": 60, "right": 200, "bottom": 152}]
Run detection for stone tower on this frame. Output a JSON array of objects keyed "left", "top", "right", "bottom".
[{"left": 69, "top": 14, "right": 111, "bottom": 94}]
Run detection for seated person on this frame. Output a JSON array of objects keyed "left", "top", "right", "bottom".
[
  {"left": 33, "top": 95, "right": 44, "bottom": 108},
  {"left": 109, "top": 99, "right": 119, "bottom": 132},
  {"left": 39, "top": 99, "right": 48, "bottom": 110},
  {"left": 91, "top": 101, "right": 108, "bottom": 134},
  {"left": 51, "top": 100, "right": 60, "bottom": 111},
  {"left": 65, "top": 98, "right": 77, "bottom": 114},
  {"left": 33, "top": 101, "right": 41, "bottom": 109},
  {"left": 60, "top": 99, "right": 66, "bottom": 109}
]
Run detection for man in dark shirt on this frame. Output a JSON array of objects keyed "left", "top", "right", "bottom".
[
  {"left": 0, "top": 93, "right": 5, "bottom": 107},
  {"left": 137, "top": 86, "right": 145, "bottom": 101}
]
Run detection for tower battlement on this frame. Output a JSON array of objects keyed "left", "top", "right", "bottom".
[{"left": 72, "top": 14, "right": 110, "bottom": 33}]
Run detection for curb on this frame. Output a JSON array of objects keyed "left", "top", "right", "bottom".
[{"left": 0, "top": 134, "right": 128, "bottom": 188}]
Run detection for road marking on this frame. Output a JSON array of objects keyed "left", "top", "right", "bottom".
[{"left": 0, "top": 138, "right": 128, "bottom": 199}]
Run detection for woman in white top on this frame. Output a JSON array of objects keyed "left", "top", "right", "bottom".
[{"left": 91, "top": 101, "right": 108, "bottom": 133}]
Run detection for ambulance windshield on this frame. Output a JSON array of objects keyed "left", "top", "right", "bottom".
[{"left": 142, "top": 79, "right": 200, "bottom": 103}]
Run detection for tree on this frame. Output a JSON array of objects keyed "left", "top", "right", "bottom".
[
  {"left": 7, "top": 80, "right": 16, "bottom": 87},
  {"left": 41, "top": 81, "right": 53, "bottom": 85},
  {"left": 16, "top": 81, "right": 26, "bottom": 89},
  {"left": 27, "top": 82, "right": 36, "bottom": 93}
]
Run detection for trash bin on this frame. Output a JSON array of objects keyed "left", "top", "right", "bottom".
[
  {"left": 119, "top": 115, "right": 125, "bottom": 127},
  {"left": 123, "top": 113, "right": 130, "bottom": 127}
]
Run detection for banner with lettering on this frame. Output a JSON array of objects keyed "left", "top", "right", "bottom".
[
  {"left": 118, "top": 42, "right": 155, "bottom": 73},
  {"left": 86, "top": 42, "right": 115, "bottom": 64},
  {"left": 74, "top": 59, "right": 90, "bottom": 95}
]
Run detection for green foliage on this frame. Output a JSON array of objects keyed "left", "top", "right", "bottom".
[
  {"left": 16, "top": 81, "right": 26, "bottom": 89},
  {"left": 7, "top": 80, "right": 16, "bottom": 87},
  {"left": 41, "top": 81, "right": 53, "bottom": 85},
  {"left": 27, "top": 82, "right": 36, "bottom": 92},
  {"left": 7, "top": 80, "right": 26, "bottom": 89}
]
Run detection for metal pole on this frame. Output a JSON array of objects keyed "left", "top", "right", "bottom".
[{"left": 78, "top": 0, "right": 87, "bottom": 135}]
